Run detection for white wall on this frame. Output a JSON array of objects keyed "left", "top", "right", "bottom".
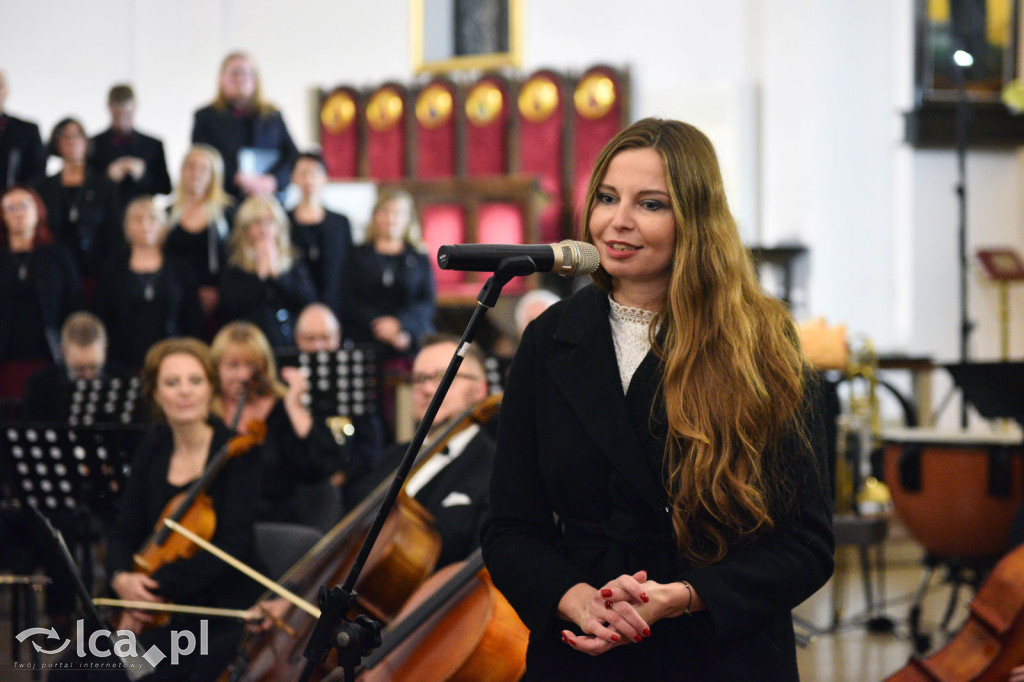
[{"left": 3, "top": 0, "right": 1023, "bottom": 425}]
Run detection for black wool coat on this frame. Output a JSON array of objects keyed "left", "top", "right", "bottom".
[{"left": 481, "top": 284, "right": 835, "bottom": 681}]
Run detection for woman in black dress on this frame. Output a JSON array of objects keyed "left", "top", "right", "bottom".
[
  {"left": 218, "top": 195, "right": 315, "bottom": 348},
  {"left": 93, "top": 196, "right": 203, "bottom": 371},
  {"left": 481, "top": 119, "right": 834, "bottom": 681},
  {"left": 210, "top": 321, "right": 341, "bottom": 530},
  {"left": 36, "top": 117, "right": 121, "bottom": 286},
  {"left": 0, "top": 185, "right": 80, "bottom": 397},
  {"left": 288, "top": 152, "right": 353, "bottom": 320},
  {"left": 344, "top": 189, "right": 435, "bottom": 357},
  {"left": 164, "top": 144, "right": 234, "bottom": 326},
  {"left": 50, "top": 337, "right": 262, "bottom": 681}
]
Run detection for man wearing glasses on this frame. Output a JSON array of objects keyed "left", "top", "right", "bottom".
[{"left": 349, "top": 332, "right": 495, "bottom": 569}]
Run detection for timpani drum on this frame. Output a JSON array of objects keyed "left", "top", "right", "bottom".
[{"left": 882, "top": 427, "right": 1024, "bottom": 558}]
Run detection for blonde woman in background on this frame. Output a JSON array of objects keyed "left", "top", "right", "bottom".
[
  {"left": 211, "top": 321, "right": 342, "bottom": 530},
  {"left": 165, "top": 144, "right": 234, "bottom": 322},
  {"left": 218, "top": 195, "right": 315, "bottom": 348}
]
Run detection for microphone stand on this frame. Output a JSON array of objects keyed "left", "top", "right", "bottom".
[
  {"left": 297, "top": 256, "right": 538, "bottom": 682},
  {"left": 954, "top": 46, "right": 974, "bottom": 428}
]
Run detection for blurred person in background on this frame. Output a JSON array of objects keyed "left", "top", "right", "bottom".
[
  {"left": 0, "top": 70, "right": 46, "bottom": 191},
  {"left": 93, "top": 196, "right": 203, "bottom": 371},
  {"left": 88, "top": 84, "right": 172, "bottom": 204},
  {"left": 191, "top": 51, "right": 297, "bottom": 199},
  {"left": 288, "top": 151, "right": 352, "bottom": 319}
]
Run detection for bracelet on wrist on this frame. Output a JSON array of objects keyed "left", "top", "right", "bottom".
[{"left": 681, "top": 581, "right": 694, "bottom": 616}]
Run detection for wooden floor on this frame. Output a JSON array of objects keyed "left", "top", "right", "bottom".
[
  {"left": 0, "top": 514, "right": 990, "bottom": 680},
  {"left": 796, "top": 515, "right": 983, "bottom": 682}
]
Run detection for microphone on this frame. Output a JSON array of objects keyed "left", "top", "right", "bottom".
[{"left": 436, "top": 240, "right": 600, "bottom": 277}]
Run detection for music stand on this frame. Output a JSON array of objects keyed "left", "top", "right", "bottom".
[
  {"left": 68, "top": 375, "right": 145, "bottom": 427},
  {"left": 2, "top": 423, "right": 145, "bottom": 594},
  {"left": 277, "top": 344, "right": 379, "bottom": 418},
  {"left": 944, "top": 362, "right": 1024, "bottom": 430}
]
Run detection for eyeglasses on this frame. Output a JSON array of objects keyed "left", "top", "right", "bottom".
[
  {"left": 410, "top": 369, "right": 483, "bottom": 386},
  {"left": 2, "top": 200, "right": 32, "bottom": 214}
]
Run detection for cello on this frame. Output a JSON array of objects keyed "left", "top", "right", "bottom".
[
  {"left": 225, "top": 394, "right": 502, "bottom": 681},
  {"left": 355, "top": 549, "right": 528, "bottom": 682},
  {"left": 884, "top": 542, "right": 1024, "bottom": 681}
]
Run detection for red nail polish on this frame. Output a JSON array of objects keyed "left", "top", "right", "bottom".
[
  {"left": 640, "top": 592, "right": 649, "bottom": 603},
  {"left": 600, "top": 588, "right": 613, "bottom": 598},
  {"left": 561, "top": 633, "right": 568, "bottom": 643},
  {"left": 610, "top": 633, "right": 620, "bottom": 642},
  {"left": 604, "top": 600, "right": 612, "bottom": 609},
  {"left": 634, "top": 634, "right": 643, "bottom": 642},
  {"left": 642, "top": 627, "right": 651, "bottom": 637}
]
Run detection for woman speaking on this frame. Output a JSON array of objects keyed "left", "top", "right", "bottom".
[{"left": 481, "top": 118, "right": 834, "bottom": 681}]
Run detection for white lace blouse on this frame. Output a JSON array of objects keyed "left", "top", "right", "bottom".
[{"left": 608, "top": 295, "right": 658, "bottom": 392}]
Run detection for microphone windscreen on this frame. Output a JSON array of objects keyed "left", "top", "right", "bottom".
[{"left": 566, "top": 241, "right": 601, "bottom": 275}]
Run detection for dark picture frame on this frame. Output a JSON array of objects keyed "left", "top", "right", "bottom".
[
  {"left": 914, "top": 0, "right": 1019, "bottom": 104},
  {"left": 905, "top": 0, "right": 1024, "bottom": 147},
  {"left": 411, "top": 0, "right": 521, "bottom": 74}
]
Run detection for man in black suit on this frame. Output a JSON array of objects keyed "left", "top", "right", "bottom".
[
  {"left": 88, "top": 84, "right": 172, "bottom": 204},
  {"left": 22, "top": 311, "right": 128, "bottom": 422},
  {"left": 352, "top": 333, "right": 495, "bottom": 568},
  {"left": 0, "top": 70, "right": 46, "bottom": 191}
]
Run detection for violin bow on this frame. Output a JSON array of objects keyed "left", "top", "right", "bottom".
[{"left": 163, "top": 517, "right": 321, "bottom": 618}]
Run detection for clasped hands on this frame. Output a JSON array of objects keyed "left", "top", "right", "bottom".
[{"left": 559, "top": 570, "right": 697, "bottom": 656}]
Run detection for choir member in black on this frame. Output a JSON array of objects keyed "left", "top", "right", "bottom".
[
  {"left": 165, "top": 144, "right": 234, "bottom": 325},
  {"left": 22, "top": 311, "right": 130, "bottom": 421},
  {"left": 288, "top": 152, "right": 353, "bottom": 319},
  {"left": 48, "top": 337, "right": 263, "bottom": 681},
  {"left": 481, "top": 119, "right": 833, "bottom": 680},
  {"left": 36, "top": 117, "right": 121, "bottom": 284},
  {"left": 344, "top": 189, "right": 436, "bottom": 357},
  {"left": 93, "top": 197, "right": 203, "bottom": 371},
  {"left": 219, "top": 195, "right": 315, "bottom": 348},
  {"left": 88, "top": 84, "right": 172, "bottom": 204},
  {"left": 191, "top": 52, "right": 298, "bottom": 199},
  {"left": 0, "top": 70, "right": 46, "bottom": 191},
  {"left": 0, "top": 185, "right": 80, "bottom": 399},
  {"left": 211, "top": 321, "right": 341, "bottom": 530}
]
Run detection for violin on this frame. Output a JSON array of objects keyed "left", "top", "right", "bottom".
[
  {"left": 226, "top": 394, "right": 502, "bottom": 682},
  {"left": 885, "top": 542, "right": 1024, "bottom": 681},
  {"left": 128, "top": 420, "right": 266, "bottom": 627}
]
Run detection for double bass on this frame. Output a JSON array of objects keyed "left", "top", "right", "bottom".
[
  {"left": 885, "top": 542, "right": 1024, "bottom": 681},
  {"left": 227, "top": 395, "right": 502, "bottom": 681}
]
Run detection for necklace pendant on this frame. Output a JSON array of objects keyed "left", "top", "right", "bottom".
[
  {"left": 382, "top": 268, "right": 395, "bottom": 288},
  {"left": 17, "top": 264, "right": 28, "bottom": 281},
  {"left": 144, "top": 284, "right": 155, "bottom": 302},
  {"left": 69, "top": 206, "right": 79, "bottom": 223}
]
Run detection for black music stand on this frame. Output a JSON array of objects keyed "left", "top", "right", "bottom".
[
  {"left": 277, "top": 344, "right": 379, "bottom": 419},
  {"left": 2, "top": 423, "right": 144, "bottom": 600},
  {"left": 68, "top": 375, "right": 145, "bottom": 427},
  {"left": 944, "top": 362, "right": 1024, "bottom": 430}
]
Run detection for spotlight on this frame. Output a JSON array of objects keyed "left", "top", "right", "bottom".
[{"left": 953, "top": 50, "right": 974, "bottom": 68}]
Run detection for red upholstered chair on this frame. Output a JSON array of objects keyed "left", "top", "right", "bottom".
[
  {"left": 477, "top": 203, "right": 527, "bottom": 294},
  {"left": 421, "top": 204, "right": 469, "bottom": 295}
]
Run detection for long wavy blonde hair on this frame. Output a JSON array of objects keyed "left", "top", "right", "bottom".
[{"left": 582, "top": 118, "right": 808, "bottom": 566}]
